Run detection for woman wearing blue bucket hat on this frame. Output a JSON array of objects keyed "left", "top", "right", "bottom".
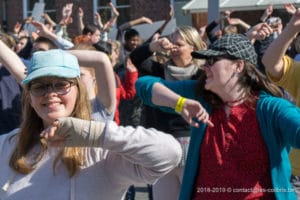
[
  {"left": 136, "top": 33, "right": 300, "bottom": 200},
  {"left": 0, "top": 40, "right": 181, "bottom": 200}
]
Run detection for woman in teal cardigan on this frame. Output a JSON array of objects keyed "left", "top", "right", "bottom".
[{"left": 136, "top": 34, "right": 300, "bottom": 200}]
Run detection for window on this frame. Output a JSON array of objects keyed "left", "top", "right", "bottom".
[
  {"left": 96, "top": 0, "right": 130, "bottom": 27},
  {"left": 25, "top": 0, "right": 56, "bottom": 21}
]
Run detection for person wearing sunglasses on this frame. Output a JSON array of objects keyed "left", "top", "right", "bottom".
[
  {"left": 0, "top": 41, "right": 182, "bottom": 200},
  {"left": 136, "top": 33, "right": 300, "bottom": 200}
]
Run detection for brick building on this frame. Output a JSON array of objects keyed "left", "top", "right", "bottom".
[
  {"left": 0, "top": 0, "right": 291, "bottom": 41},
  {"left": 0, "top": 0, "right": 175, "bottom": 38}
]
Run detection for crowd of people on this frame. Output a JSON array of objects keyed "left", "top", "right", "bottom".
[{"left": 0, "top": 2, "right": 300, "bottom": 200}]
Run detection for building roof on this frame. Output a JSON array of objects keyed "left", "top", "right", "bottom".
[{"left": 182, "top": 0, "right": 300, "bottom": 13}]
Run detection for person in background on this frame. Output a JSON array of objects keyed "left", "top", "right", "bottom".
[
  {"left": 31, "top": 36, "right": 58, "bottom": 52},
  {"left": 205, "top": 10, "right": 250, "bottom": 44},
  {"left": 95, "top": 2, "right": 119, "bottom": 42},
  {"left": 262, "top": 8, "right": 300, "bottom": 199},
  {"left": 130, "top": 25, "right": 206, "bottom": 200},
  {"left": 77, "top": 2, "right": 119, "bottom": 43},
  {"left": 14, "top": 36, "right": 32, "bottom": 58},
  {"left": 0, "top": 40, "right": 182, "bottom": 200},
  {"left": 113, "top": 55, "right": 138, "bottom": 125},
  {"left": 136, "top": 33, "right": 300, "bottom": 200},
  {"left": 79, "top": 24, "right": 101, "bottom": 45},
  {"left": 0, "top": 32, "right": 22, "bottom": 135}
]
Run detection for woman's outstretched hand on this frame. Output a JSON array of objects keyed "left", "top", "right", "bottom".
[
  {"left": 40, "top": 120, "right": 65, "bottom": 146},
  {"left": 181, "top": 99, "right": 214, "bottom": 128}
]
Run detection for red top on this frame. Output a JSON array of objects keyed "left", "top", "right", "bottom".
[
  {"left": 193, "top": 102, "right": 275, "bottom": 200},
  {"left": 114, "top": 70, "right": 138, "bottom": 125}
]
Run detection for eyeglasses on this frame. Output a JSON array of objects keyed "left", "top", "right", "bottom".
[
  {"left": 204, "top": 57, "right": 224, "bottom": 66},
  {"left": 29, "top": 80, "right": 76, "bottom": 97},
  {"left": 204, "top": 56, "right": 238, "bottom": 67}
]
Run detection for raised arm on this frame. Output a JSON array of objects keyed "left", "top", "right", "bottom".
[
  {"left": 102, "top": 2, "right": 119, "bottom": 31},
  {"left": 31, "top": 20, "right": 74, "bottom": 49},
  {"left": 284, "top": 3, "right": 297, "bottom": 15},
  {"left": 0, "top": 40, "right": 26, "bottom": 83},
  {"left": 245, "top": 22, "right": 273, "bottom": 43},
  {"left": 77, "top": 7, "right": 85, "bottom": 33},
  {"left": 227, "top": 17, "right": 251, "bottom": 31},
  {"left": 118, "top": 16, "right": 153, "bottom": 32},
  {"left": 144, "top": 5, "right": 174, "bottom": 43},
  {"left": 41, "top": 13, "right": 57, "bottom": 30},
  {"left": 68, "top": 50, "right": 116, "bottom": 113},
  {"left": 262, "top": 9, "right": 300, "bottom": 79},
  {"left": 259, "top": 4, "right": 273, "bottom": 23}
]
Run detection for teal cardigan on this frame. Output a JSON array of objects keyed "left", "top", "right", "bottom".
[{"left": 136, "top": 76, "right": 300, "bottom": 200}]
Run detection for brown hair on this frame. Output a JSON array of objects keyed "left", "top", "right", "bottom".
[
  {"left": 195, "top": 61, "right": 283, "bottom": 109},
  {"left": 9, "top": 78, "right": 91, "bottom": 177}
]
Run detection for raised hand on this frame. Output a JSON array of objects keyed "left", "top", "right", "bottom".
[
  {"left": 265, "top": 4, "right": 273, "bottom": 16},
  {"left": 286, "top": 8, "right": 300, "bottom": 33},
  {"left": 40, "top": 119, "right": 64, "bottom": 147},
  {"left": 61, "top": 3, "right": 73, "bottom": 25},
  {"left": 40, "top": 117, "right": 105, "bottom": 147},
  {"left": 95, "top": 12, "right": 104, "bottom": 29},
  {"left": 78, "top": 7, "right": 84, "bottom": 18},
  {"left": 167, "top": 5, "right": 174, "bottom": 21},
  {"left": 62, "top": 3, "right": 73, "bottom": 19},
  {"left": 246, "top": 22, "right": 273, "bottom": 41},
  {"left": 260, "top": 4, "right": 273, "bottom": 22},
  {"left": 13, "top": 21, "right": 22, "bottom": 34},
  {"left": 41, "top": 13, "right": 56, "bottom": 27},
  {"left": 149, "top": 37, "right": 174, "bottom": 53},
  {"left": 284, "top": 3, "right": 296, "bottom": 15},
  {"left": 109, "top": 2, "right": 119, "bottom": 17},
  {"left": 31, "top": 20, "right": 51, "bottom": 37}
]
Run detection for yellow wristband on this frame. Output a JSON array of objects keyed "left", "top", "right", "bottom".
[{"left": 175, "top": 97, "right": 186, "bottom": 113}]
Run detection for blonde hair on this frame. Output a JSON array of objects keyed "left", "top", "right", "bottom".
[
  {"left": 0, "top": 32, "right": 16, "bottom": 49},
  {"left": 9, "top": 78, "right": 91, "bottom": 177},
  {"left": 173, "top": 26, "right": 207, "bottom": 51},
  {"left": 171, "top": 26, "right": 207, "bottom": 66}
]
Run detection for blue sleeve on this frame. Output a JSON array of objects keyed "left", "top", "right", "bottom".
[
  {"left": 259, "top": 95, "right": 300, "bottom": 148},
  {"left": 275, "top": 99, "right": 300, "bottom": 148},
  {"left": 136, "top": 75, "right": 197, "bottom": 113}
]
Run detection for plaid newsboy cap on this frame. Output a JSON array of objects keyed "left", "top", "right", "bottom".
[{"left": 192, "top": 33, "right": 257, "bottom": 66}]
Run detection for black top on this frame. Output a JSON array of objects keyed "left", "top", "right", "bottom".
[
  {"left": 130, "top": 43, "right": 200, "bottom": 137},
  {"left": 0, "top": 67, "right": 22, "bottom": 134}
]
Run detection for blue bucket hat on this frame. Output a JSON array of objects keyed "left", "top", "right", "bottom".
[{"left": 22, "top": 49, "right": 80, "bottom": 85}]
